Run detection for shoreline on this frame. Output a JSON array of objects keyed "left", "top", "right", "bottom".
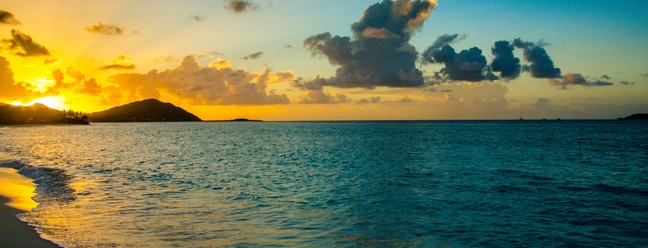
[
  {"left": 0, "top": 195, "right": 59, "bottom": 247},
  {"left": 0, "top": 166, "right": 60, "bottom": 247}
]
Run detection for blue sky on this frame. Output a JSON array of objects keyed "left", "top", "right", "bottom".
[{"left": 1, "top": 0, "right": 647, "bottom": 120}]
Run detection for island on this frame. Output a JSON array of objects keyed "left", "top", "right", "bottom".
[
  {"left": 89, "top": 99, "right": 202, "bottom": 122},
  {"left": 0, "top": 103, "right": 88, "bottom": 125},
  {"left": 618, "top": 113, "right": 648, "bottom": 120}
]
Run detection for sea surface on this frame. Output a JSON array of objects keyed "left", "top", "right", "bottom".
[{"left": 0, "top": 121, "right": 647, "bottom": 247}]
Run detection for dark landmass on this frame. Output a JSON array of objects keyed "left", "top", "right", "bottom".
[
  {"left": 0, "top": 196, "right": 59, "bottom": 247},
  {"left": 618, "top": 113, "right": 648, "bottom": 120},
  {"left": 205, "top": 118, "right": 262, "bottom": 122},
  {"left": 89, "top": 98, "right": 202, "bottom": 122},
  {"left": 0, "top": 103, "right": 88, "bottom": 125}
]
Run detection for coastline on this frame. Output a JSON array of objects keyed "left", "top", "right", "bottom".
[
  {"left": 0, "top": 196, "right": 59, "bottom": 247},
  {"left": 0, "top": 167, "right": 59, "bottom": 247}
]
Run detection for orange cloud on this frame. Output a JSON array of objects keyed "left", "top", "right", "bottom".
[
  {"left": 108, "top": 56, "right": 291, "bottom": 105},
  {"left": 85, "top": 22, "right": 124, "bottom": 35},
  {"left": 3, "top": 29, "right": 50, "bottom": 57}
]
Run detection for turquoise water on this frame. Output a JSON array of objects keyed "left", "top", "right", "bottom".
[{"left": 0, "top": 121, "right": 647, "bottom": 247}]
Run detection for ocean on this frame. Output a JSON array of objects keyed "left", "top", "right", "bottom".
[{"left": 1, "top": 121, "right": 647, "bottom": 247}]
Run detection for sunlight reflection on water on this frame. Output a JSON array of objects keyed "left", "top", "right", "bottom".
[{"left": 0, "top": 121, "right": 646, "bottom": 247}]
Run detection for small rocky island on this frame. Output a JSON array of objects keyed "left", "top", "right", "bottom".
[{"left": 89, "top": 99, "right": 202, "bottom": 122}]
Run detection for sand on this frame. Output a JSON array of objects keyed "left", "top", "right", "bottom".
[{"left": 0, "top": 195, "right": 59, "bottom": 247}]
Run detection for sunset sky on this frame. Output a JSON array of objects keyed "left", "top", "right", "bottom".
[{"left": 1, "top": 0, "right": 647, "bottom": 120}]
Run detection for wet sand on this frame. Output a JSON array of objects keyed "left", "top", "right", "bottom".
[{"left": 0, "top": 195, "right": 59, "bottom": 247}]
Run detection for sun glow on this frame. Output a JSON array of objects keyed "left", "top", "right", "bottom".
[
  {"left": 28, "top": 78, "right": 56, "bottom": 93},
  {"left": 11, "top": 96, "right": 69, "bottom": 110}
]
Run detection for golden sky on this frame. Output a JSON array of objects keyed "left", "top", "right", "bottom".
[{"left": 1, "top": 0, "right": 647, "bottom": 120}]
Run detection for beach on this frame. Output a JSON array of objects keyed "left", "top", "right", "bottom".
[
  {"left": 0, "top": 167, "right": 58, "bottom": 248},
  {"left": 0, "top": 195, "right": 58, "bottom": 247}
]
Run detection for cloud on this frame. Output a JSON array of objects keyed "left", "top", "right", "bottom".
[
  {"left": 303, "top": 0, "right": 437, "bottom": 89},
  {"left": 0, "top": 56, "right": 29, "bottom": 97},
  {"left": 109, "top": 56, "right": 292, "bottom": 105},
  {"left": 490, "top": 40, "right": 521, "bottom": 79},
  {"left": 98, "top": 54, "right": 136, "bottom": 70},
  {"left": 192, "top": 15, "right": 205, "bottom": 21},
  {"left": 619, "top": 81, "right": 635, "bottom": 85},
  {"left": 298, "top": 90, "right": 350, "bottom": 104},
  {"left": 356, "top": 96, "right": 381, "bottom": 104},
  {"left": 421, "top": 33, "right": 463, "bottom": 63},
  {"left": 46, "top": 67, "right": 103, "bottom": 96},
  {"left": 398, "top": 96, "right": 416, "bottom": 103},
  {"left": 429, "top": 45, "right": 497, "bottom": 82},
  {"left": 243, "top": 52, "right": 263, "bottom": 60},
  {"left": 78, "top": 78, "right": 102, "bottom": 95},
  {"left": 0, "top": 10, "right": 20, "bottom": 25},
  {"left": 520, "top": 98, "right": 587, "bottom": 117},
  {"left": 512, "top": 38, "right": 561, "bottom": 78},
  {"left": 98, "top": 64, "right": 135, "bottom": 70},
  {"left": 548, "top": 73, "right": 613, "bottom": 89},
  {"left": 85, "top": 22, "right": 124, "bottom": 35},
  {"left": 361, "top": 27, "right": 398, "bottom": 39},
  {"left": 3, "top": 29, "right": 50, "bottom": 57},
  {"left": 642, "top": 73, "right": 648, "bottom": 77},
  {"left": 44, "top": 58, "right": 59, "bottom": 65},
  {"left": 225, "top": 0, "right": 259, "bottom": 13},
  {"left": 423, "top": 37, "right": 564, "bottom": 83}
]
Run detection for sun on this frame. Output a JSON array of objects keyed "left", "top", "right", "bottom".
[{"left": 11, "top": 96, "right": 70, "bottom": 110}]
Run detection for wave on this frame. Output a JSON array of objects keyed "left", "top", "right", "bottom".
[{"left": 0, "top": 158, "right": 76, "bottom": 205}]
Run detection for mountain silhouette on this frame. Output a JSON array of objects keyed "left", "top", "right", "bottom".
[
  {"left": 0, "top": 103, "right": 89, "bottom": 125},
  {"left": 89, "top": 99, "right": 201, "bottom": 122}
]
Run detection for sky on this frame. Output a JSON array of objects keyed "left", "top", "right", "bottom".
[{"left": 1, "top": 0, "right": 647, "bottom": 120}]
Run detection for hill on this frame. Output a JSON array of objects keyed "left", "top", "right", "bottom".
[
  {"left": 89, "top": 99, "right": 202, "bottom": 122},
  {"left": 619, "top": 113, "right": 648, "bottom": 120},
  {"left": 0, "top": 103, "right": 88, "bottom": 125}
]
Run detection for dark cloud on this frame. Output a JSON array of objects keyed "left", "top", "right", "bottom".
[
  {"left": 291, "top": 77, "right": 324, "bottom": 91},
  {"left": 513, "top": 38, "right": 561, "bottom": 78},
  {"left": 303, "top": 0, "right": 437, "bottom": 89},
  {"left": 243, "top": 52, "right": 263, "bottom": 60},
  {"left": 192, "top": 15, "right": 205, "bottom": 21},
  {"left": 422, "top": 43, "right": 496, "bottom": 82},
  {"left": 109, "top": 56, "right": 292, "bottom": 105},
  {"left": 356, "top": 96, "right": 381, "bottom": 104},
  {"left": 398, "top": 96, "right": 416, "bottom": 103},
  {"left": 98, "top": 54, "right": 135, "bottom": 70},
  {"left": 98, "top": 64, "right": 135, "bottom": 70},
  {"left": 44, "top": 58, "right": 59, "bottom": 65},
  {"left": 619, "top": 81, "right": 635, "bottom": 85},
  {"left": 225, "top": 0, "right": 259, "bottom": 13},
  {"left": 548, "top": 73, "right": 613, "bottom": 89},
  {"left": 298, "top": 90, "right": 350, "bottom": 104},
  {"left": 0, "top": 10, "right": 20, "bottom": 25},
  {"left": 600, "top": 74, "right": 611, "bottom": 80},
  {"left": 85, "top": 22, "right": 124, "bottom": 35},
  {"left": 642, "top": 73, "right": 648, "bottom": 77},
  {"left": 490, "top": 40, "right": 521, "bottom": 79},
  {"left": 3, "top": 29, "right": 50, "bottom": 57},
  {"left": 421, "top": 33, "right": 463, "bottom": 63},
  {"left": 0, "top": 56, "right": 29, "bottom": 97}
]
